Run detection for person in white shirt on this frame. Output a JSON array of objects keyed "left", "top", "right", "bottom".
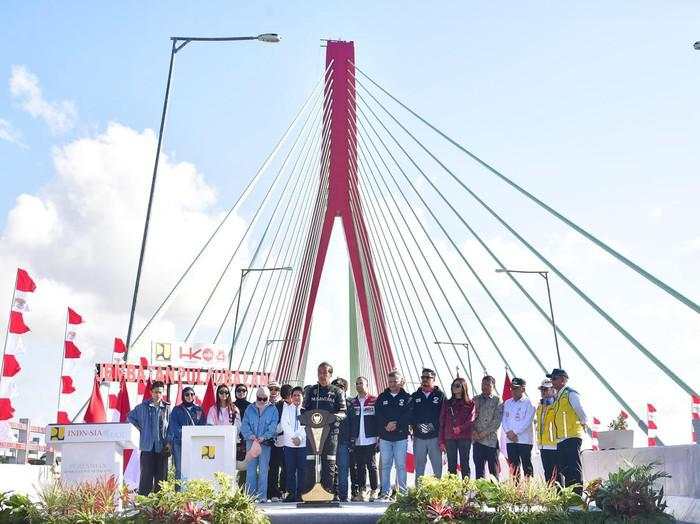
[
  {"left": 501, "top": 377, "right": 536, "bottom": 477},
  {"left": 280, "top": 386, "right": 306, "bottom": 503}
]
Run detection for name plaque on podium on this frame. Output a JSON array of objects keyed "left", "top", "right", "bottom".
[
  {"left": 181, "top": 425, "right": 237, "bottom": 484},
  {"left": 299, "top": 409, "right": 338, "bottom": 505},
  {"left": 46, "top": 423, "right": 138, "bottom": 487}
]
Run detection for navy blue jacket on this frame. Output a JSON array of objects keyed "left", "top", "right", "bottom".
[
  {"left": 167, "top": 403, "right": 206, "bottom": 444},
  {"left": 375, "top": 388, "right": 412, "bottom": 441},
  {"left": 410, "top": 386, "right": 445, "bottom": 440}
]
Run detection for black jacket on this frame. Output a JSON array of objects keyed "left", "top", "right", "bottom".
[
  {"left": 375, "top": 388, "right": 412, "bottom": 441},
  {"left": 235, "top": 398, "right": 251, "bottom": 418},
  {"left": 348, "top": 394, "right": 379, "bottom": 442},
  {"left": 303, "top": 383, "right": 347, "bottom": 434},
  {"left": 410, "top": 386, "right": 445, "bottom": 440},
  {"left": 337, "top": 395, "right": 353, "bottom": 445}
]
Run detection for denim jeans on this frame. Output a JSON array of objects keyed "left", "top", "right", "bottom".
[
  {"left": 246, "top": 441, "right": 272, "bottom": 500},
  {"left": 337, "top": 442, "right": 350, "bottom": 500},
  {"left": 413, "top": 436, "right": 442, "bottom": 480},
  {"left": 379, "top": 439, "right": 407, "bottom": 495},
  {"left": 172, "top": 440, "right": 182, "bottom": 480}
]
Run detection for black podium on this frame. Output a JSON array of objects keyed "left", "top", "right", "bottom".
[{"left": 298, "top": 408, "right": 339, "bottom": 506}]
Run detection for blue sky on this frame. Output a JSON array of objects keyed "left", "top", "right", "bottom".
[{"left": 0, "top": 2, "right": 699, "bottom": 440}]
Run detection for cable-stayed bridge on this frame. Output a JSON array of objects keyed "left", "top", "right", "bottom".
[{"left": 124, "top": 39, "right": 698, "bottom": 444}]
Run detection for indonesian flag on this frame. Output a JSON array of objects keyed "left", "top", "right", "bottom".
[
  {"left": 83, "top": 377, "right": 106, "bottom": 423},
  {"left": 692, "top": 395, "right": 700, "bottom": 443},
  {"left": 57, "top": 307, "right": 84, "bottom": 422},
  {"left": 499, "top": 372, "right": 513, "bottom": 460},
  {"left": 0, "top": 398, "right": 15, "bottom": 421},
  {"left": 113, "top": 337, "right": 126, "bottom": 355},
  {"left": 121, "top": 379, "right": 141, "bottom": 491},
  {"left": 591, "top": 417, "right": 601, "bottom": 451},
  {"left": 61, "top": 376, "right": 76, "bottom": 394},
  {"left": 646, "top": 403, "right": 657, "bottom": 447},
  {"left": 1, "top": 268, "right": 36, "bottom": 421},
  {"left": 201, "top": 377, "right": 216, "bottom": 417},
  {"left": 406, "top": 437, "right": 415, "bottom": 474},
  {"left": 2, "top": 355, "right": 21, "bottom": 378}
]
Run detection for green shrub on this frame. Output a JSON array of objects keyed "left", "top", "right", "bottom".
[
  {"left": 379, "top": 462, "right": 674, "bottom": 523},
  {"left": 591, "top": 461, "right": 672, "bottom": 521}
]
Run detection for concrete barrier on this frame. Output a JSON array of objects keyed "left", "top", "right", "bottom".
[
  {"left": 0, "top": 464, "right": 54, "bottom": 499},
  {"left": 582, "top": 444, "right": 699, "bottom": 498}
]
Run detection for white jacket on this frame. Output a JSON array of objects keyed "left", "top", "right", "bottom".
[
  {"left": 278, "top": 402, "right": 306, "bottom": 448},
  {"left": 501, "top": 396, "right": 535, "bottom": 445}
]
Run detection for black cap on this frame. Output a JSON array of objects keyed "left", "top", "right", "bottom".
[
  {"left": 421, "top": 368, "right": 436, "bottom": 378},
  {"left": 546, "top": 368, "right": 569, "bottom": 379},
  {"left": 511, "top": 377, "right": 526, "bottom": 387}
]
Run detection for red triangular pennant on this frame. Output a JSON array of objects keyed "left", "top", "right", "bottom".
[
  {"left": 113, "top": 337, "right": 126, "bottom": 354},
  {"left": 2, "top": 354, "right": 21, "bottom": 377},
  {"left": 9, "top": 311, "right": 30, "bottom": 334},
  {"left": 67, "top": 308, "right": 83, "bottom": 325},
  {"left": 57, "top": 411, "right": 70, "bottom": 424},
  {"left": 201, "top": 377, "right": 216, "bottom": 417},
  {"left": 64, "top": 340, "right": 81, "bottom": 358},
  {"left": 61, "top": 376, "right": 76, "bottom": 394},
  {"left": 83, "top": 378, "right": 106, "bottom": 423},
  {"left": 16, "top": 269, "right": 36, "bottom": 293},
  {"left": 0, "top": 398, "right": 15, "bottom": 420},
  {"left": 502, "top": 372, "right": 513, "bottom": 402}
]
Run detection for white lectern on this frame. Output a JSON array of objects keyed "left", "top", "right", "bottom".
[
  {"left": 46, "top": 423, "right": 138, "bottom": 487},
  {"left": 181, "top": 425, "right": 237, "bottom": 484}
]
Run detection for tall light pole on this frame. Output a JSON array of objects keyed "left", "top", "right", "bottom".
[
  {"left": 124, "top": 33, "right": 281, "bottom": 362},
  {"left": 434, "top": 341, "right": 476, "bottom": 393},
  {"left": 228, "top": 266, "right": 292, "bottom": 369},
  {"left": 264, "top": 338, "right": 298, "bottom": 376},
  {"left": 495, "top": 268, "right": 562, "bottom": 368}
]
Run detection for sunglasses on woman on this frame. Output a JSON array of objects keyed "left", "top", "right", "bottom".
[
  {"left": 236, "top": 389, "right": 247, "bottom": 394},
  {"left": 257, "top": 397, "right": 268, "bottom": 402},
  {"left": 218, "top": 390, "right": 230, "bottom": 395}
]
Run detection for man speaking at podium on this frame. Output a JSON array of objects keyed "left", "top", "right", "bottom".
[{"left": 303, "top": 361, "right": 347, "bottom": 501}]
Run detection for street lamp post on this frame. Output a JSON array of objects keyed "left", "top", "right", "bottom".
[
  {"left": 495, "top": 268, "right": 562, "bottom": 368},
  {"left": 264, "top": 338, "right": 298, "bottom": 374},
  {"left": 228, "top": 266, "right": 292, "bottom": 369},
  {"left": 124, "top": 33, "right": 281, "bottom": 362},
  {"left": 434, "top": 341, "right": 476, "bottom": 392}
]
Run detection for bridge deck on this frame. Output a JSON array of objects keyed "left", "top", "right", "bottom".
[{"left": 263, "top": 500, "right": 389, "bottom": 524}]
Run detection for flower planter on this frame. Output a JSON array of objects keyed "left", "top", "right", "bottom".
[{"left": 597, "top": 429, "right": 634, "bottom": 450}]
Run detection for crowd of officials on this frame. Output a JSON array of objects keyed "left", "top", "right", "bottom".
[{"left": 127, "top": 362, "right": 588, "bottom": 502}]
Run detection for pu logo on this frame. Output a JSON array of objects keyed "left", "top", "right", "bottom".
[
  {"left": 201, "top": 445, "right": 216, "bottom": 460},
  {"left": 50, "top": 426, "right": 65, "bottom": 441},
  {"left": 155, "top": 343, "right": 172, "bottom": 361}
]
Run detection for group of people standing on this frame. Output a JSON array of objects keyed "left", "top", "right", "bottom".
[{"left": 127, "top": 362, "right": 587, "bottom": 503}]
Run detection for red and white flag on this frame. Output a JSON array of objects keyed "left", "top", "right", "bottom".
[
  {"left": 692, "top": 395, "right": 700, "bottom": 443},
  {"left": 1, "top": 268, "right": 36, "bottom": 421},
  {"left": 56, "top": 307, "right": 84, "bottom": 423},
  {"left": 647, "top": 403, "right": 657, "bottom": 447},
  {"left": 499, "top": 372, "right": 513, "bottom": 459},
  {"left": 591, "top": 417, "right": 601, "bottom": 451},
  {"left": 120, "top": 379, "right": 141, "bottom": 491}
]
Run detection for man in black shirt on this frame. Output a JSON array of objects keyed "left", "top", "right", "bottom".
[
  {"left": 410, "top": 368, "right": 444, "bottom": 482},
  {"left": 303, "top": 361, "right": 346, "bottom": 501}
]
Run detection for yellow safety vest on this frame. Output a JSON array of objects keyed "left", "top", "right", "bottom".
[
  {"left": 552, "top": 388, "right": 584, "bottom": 440},
  {"left": 535, "top": 403, "right": 557, "bottom": 448}
]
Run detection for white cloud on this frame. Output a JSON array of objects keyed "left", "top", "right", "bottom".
[
  {"left": 9, "top": 65, "right": 77, "bottom": 134},
  {"left": 0, "top": 118, "right": 26, "bottom": 147},
  {"left": 0, "top": 121, "right": 248, "bottom": 423}
]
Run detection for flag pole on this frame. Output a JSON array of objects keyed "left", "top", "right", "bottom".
[
  {"left": 56, "top": 309, "right": 69, "bottom": 423},
  {"left": 0, "top": 270, "right": 19, "bottom": 389}
]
